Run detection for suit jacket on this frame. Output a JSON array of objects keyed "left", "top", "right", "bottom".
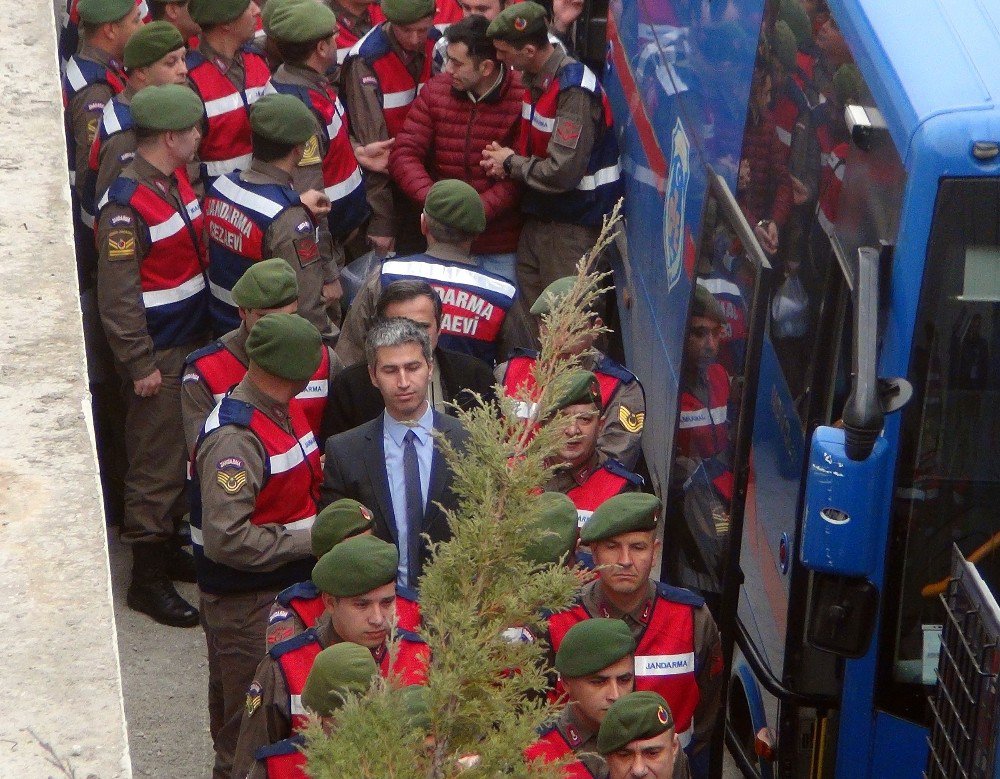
[
  {"left": 320, "top": 410, "right": 468, "bottom": 583},
  {"left": 322, "top": 346, "right": 496, "bottom": 437}
]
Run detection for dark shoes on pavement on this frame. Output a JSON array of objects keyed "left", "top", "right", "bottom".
[{"left": 128, "top": 542, "right": 199, "bottom": 628}]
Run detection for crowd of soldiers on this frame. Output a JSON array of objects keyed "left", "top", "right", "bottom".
[{"left": 59, "top": 0, "right": 745, "bottom": 777}]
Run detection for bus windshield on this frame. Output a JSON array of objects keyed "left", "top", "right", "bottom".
[{"left": 881, "top": 178, "right": 1000, "bottom": 722}]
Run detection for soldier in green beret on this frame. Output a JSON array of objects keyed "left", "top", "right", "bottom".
[
  {"left": 230, "top": 536, "right": 429, "bottom": 778},
  {"left": 95, "top": 84, "right": 209, "bottom": 631},
  {"left": 482, "top": 1, "right": 623, "bottom": 317},
  {"left": 522, "top": 491, "right": 580, "bottom": 567},
  {"left": 526, "top": 618, "right": 636, "bottom": 776},
  {"left": 336, "top": 178, "right": 531, "bottom": 368},
  {"left": 597, "top": 691, "right": 690, "bottom": 778},
  {"left": 190, "top": 312, "right": 325, "bottom": 778},
  {"left": 544, "top": 492, "right": 723, "bottom": 775},
  {"left": 339, "top": 0, "right": 439, "bottom": 256},
  {"left": 147, "top": 0, "right": 201, "bottom": 41}
]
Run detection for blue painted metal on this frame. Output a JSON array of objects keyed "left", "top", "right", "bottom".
[{"left": 734, "top": 657, "right": 776, "bottom": 779}]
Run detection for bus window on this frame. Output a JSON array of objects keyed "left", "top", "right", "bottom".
[{"left": 879, "top": 178, "right": 1000, "bottom": 723}]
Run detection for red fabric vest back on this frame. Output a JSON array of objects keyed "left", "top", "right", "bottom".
[
  {"left": 396, "top": 591, "right": 421, "bottom": 632},
  {"left": 335, "top": 5, "right": 386, "bottom": 62},
  {"left": 503, "top": 354, "right": 621, "bottom": 415},
  {"left": 367, "top": 30, "right": 436, "bottom": 136},
  {"left": 818, "top": 130, "right": 848, "bottom": 234},
  {"left": 568, "top": 467, "right": 630, "bottom": 528},
  {"left": 287, "top": 592, "right": 325, "bottom": 631},
  {"left": 300, "top": 83, "right": 363, "bottom": 204},
  {"left": 188, "top": 49, "right": 270, "bottom": 177},
  {"left": 676, "top": 363, "right": 729, "bottom": 460},
  {"left": 524, "top": 728, "right": 596, "bottom": 777},
  {"left": 263, "top": 747, "right": 306, "bottom": 778},
  {"left": 380, "top": 636, "right": 430, "bottom": 685}
]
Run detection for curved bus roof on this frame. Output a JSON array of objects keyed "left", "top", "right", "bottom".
[{"left": 834, "top": 0, "right": 1000, "bottom": 162}]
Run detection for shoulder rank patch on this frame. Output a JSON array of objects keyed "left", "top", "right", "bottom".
[
  {"left": 298, "top": 134, "right": 322, "bottom": 166},
  {"left": 110, "top": 213, "right": 133, "bottom": 227},
  {"left": 216, "top": 457, "right": 247, "bottom": 494},
  {"left": 245, "top": 681, "right": 262, "bottom": 717},
  {"left": 268, "top": 608, "right": 291, "bottom": 625},
  {"left": 294, "top": 220, "right": 312, "bottom": 234},
  {"left": 361, "top": 75, "right": 379, "bottom": 88},
  {"left": 106, "top": 228, "right": 136, "bottom": 261},
  {"left": 86, "top": 118, "right": 98, "bottom": 145},
  {"left": 553, "top": 117, "right": 582, "bottom": 149},
  {"left": 619, "top": 405, "right": 645, "bottom": 433},
  {"left": 293, "top": 237, "right": 319, "bottom": 267},
  {"left": 266, "top": 623, "right": 295, "bottom": 646}
]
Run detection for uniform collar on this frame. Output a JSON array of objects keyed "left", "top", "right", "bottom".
[
  {"left": 594, "top": 579, "right": 657, "bottom": 625},
  {"left": 425, "top": 242, "right": 473, "bottom": 265},
  {"left": 384, "top": 23, "right": 425, "bottom": 66},
  {"left": 226, "top": 326, "right": 251, "bottom": 365},
  {"left": 79, "top": 43, "right": 121, "bottom": 72},
  {"left": 527, "top": 48, "right": 566, "bottom": 94},
  {"left": 243, "top": 159, "right": 294, "bottom": 186},
  {"left": 384, "top": 401, "right": 434, "bottom": 446},
  {"left": 279, "top": 62, "right": 332, "bottom": 91},
  {"left": 198, "top": 39, "right": 237, "bottom": 73},
  {"left": 557, "top": 703, "right": 597, "bottom": 750},
  {"left": 231, "top": 376, "right": 291, "bottom": 426},
  {"left": 131, "top": 155, "right": 179, "bottom": 194}
]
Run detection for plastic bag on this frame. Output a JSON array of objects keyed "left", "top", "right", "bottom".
[
  {"left": 339, "top": 250, "right": 383, "bottom": 307},
  {"left": 771, "top": 273, "right": 809, "bottom": 338}
]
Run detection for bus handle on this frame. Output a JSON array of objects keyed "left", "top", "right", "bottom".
[{"left": 843, "top": 246, "right": 883, "bottom": 461}]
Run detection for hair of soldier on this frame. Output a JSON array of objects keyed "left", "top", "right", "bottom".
[
  {"left": 364, "top": 316, "right": 433, "bottom": 369},
  {"left": 376, "top": 279, "right": 444, "bottom": 327},
  {"left": 424, "top": 213, "right": 477, "bottom": 245},
  {"left": 134, "top": 123, "right": 176, "bottom": 143},
  {"left": 251, "top": 130, "right": 300, "bottom": 162},
  {"left": 274, "top": 35, "right": 331, "bottom": 66},
  {"left": 445, "top": 14, "right": 497, "bottom": 64},
  {"left": 492, "top": 24, "right": 549, "bottom": 49}
]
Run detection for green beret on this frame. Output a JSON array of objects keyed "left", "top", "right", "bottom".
[
  {"left": 778, "top": 0, "right": 812, "bottom": 49},
  {"left": 553, "top": 370, "right": 602, "bottom": 412},
  {"left": 250, "top": 93, "right": 317, "bottom": 146},
  {"left": 523, "top": 492, "right": 579, "bottom": 566},
  {"left": 833, "top": 63, "right": 862, "bottom": 106},
  {"left": 311, "top": 499, "right": 375, "bottom": 558},
  {"left": 580, "top": 492, "right": 660, "bottom": 544},
  {"left": 771, "top": 20, "right": 797, "bottom": 71},
  {"left": 124, "top": 21, "right": 185, "bottom": 69},
  {"left": 401, "top": 685, "right": 431, "bottom": 729},
  {"left": 301, "top": 642, "right": 378, "bottom": 716},
  {"left": 78, "top": 0, "right": 135, "bottom": 25},
  {"left": 555, "top": 618, "right": 635, "bottom": 678},
  {"left": 691, "top": 283, "right": 726, "bottom": 325},
  {"left": 189, "top": 0, "right": 251, "bottom": 26},
  {"left": 312, "top": 535, "right": 398, "bottom": 597},
  {"left": 382, "top": 0, "right": 435, "bottom": 25},
  {"left": 265, "top": 0, "right": 337, "bottom": 43},
  {"left": 245, "top": 313, "right": 322, "bottom": 381},
  {"left": 530, "top": 277, "right": 575, "bottom": 316},
  {"left": 424, "top": 179, "right": 486, "bottom": 236},
  {"left": 130, "top": 84, "right": 205, "bottom": 131},
  {"left": 486, "top": 1, "right": 548, "bottom": 41},
  {"left": 232, "top": 258, "right": 298, "bottom": 310},
  {"left": 597, "top": 692, "right": 674, "bottom": 755}
]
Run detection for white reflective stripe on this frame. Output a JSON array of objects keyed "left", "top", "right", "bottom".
[
  {"left": 203, "top": 92, "right": 244, "bottom": 118},
  {"left": 209, "top": 280, "right": 236, "bottom": 307},
  {"left": 530, "top": 110, "right": 555, "bottom": 133},
  {"left": 285, "top": 515, "right": 317, "bottom": 532},
  {"left": 97, "top": 189, "right": 110, "bottom": 211},
  {"left": 697, "top": 277, "right": 741, "bottom": 298},
  {"left": 577, "top": 509, "right": 592, "bottom": 529},
  {"left": 203, "top": 154, "right": 253, "bottom": 177},
  {"left": 520, "top": 102, "right": 532, "bottom": 121},
  {"left": 775, "top": 125, "right": 791, "bottom": 146},
  {"left": 678, "top": 405, "right": 728, "bottom": 428},
  {"left": 324, "top": 166, "right": 363, "bottom": 202},
  {"left": 677, "top": 722, "right": 693, "bottom": 749},
  {"left": 245, "top": 85, "right": 267, "bottom": 105},
  {"left": 186, "top": 198, "right": 202, "bottom": 220},
  {"left": 822, "top": 151, "right": 845, "bottom": 181},
  {"left": 142, "top": 274, "right": 206, "bottom": 308},
  {"left": 511, "top": 399, "right": 538, "bottom": 420},
  {"left": 382, "top": 259, "right": 516, "bottom": 299},
  {"left": 634, "top": 652, "right": 695, "bottom": 676},
  {"left": 295, "top": 380, "right": 328, "bottom": 401},
  {"left": 190, "top": 524, "right": 203, "bottom": 546},
  {"left": 326, "top": 110, "right": 343, "bottom": 140},
  {"left": 577, "top": 163, "right": 621, "bottom": 191},
  {"left": 268, "top": 432, "right": 318, "bottom": 475},
  {"left": 579, "top": 66, "right": 597, "bottom": 92},
  {"left": 212, "top": 173, "right": 284, "bottom": 218},
  {"left": 290, "top": 694, "right": 305, "bottom": 716},
  {"left": 204, "top": 401, "right": 223, "bottom": 434},
  {"left": 102, "top": 100, "right": 122, "bottom": 134},
  {"left": 212, "top": 391, "right": 225, "bottom": 402},
  {"left": 66, "top": 58, "right": 87, "bottom": 92},
  {"left": 148, "top": 211, "right": 186, "bottom": 242},
  {"left": 337, "top": 46, "right": 353, "bottom": 63},
  {"left": 69, "top": 170, "right": 76, "bottom": 186},
  {"left": 81, "top": 209, "right": 95, "bottom": 228},
  {"left": 383, "top": 87, "right": 416, "bottom": 109}
]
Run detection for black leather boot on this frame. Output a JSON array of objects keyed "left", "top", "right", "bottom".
[
  {"left": 127, "top": 543, "right": 199, "bottom": 627},
  {"left": 165, "top": 535, "right": 197, "bottom": 583}
]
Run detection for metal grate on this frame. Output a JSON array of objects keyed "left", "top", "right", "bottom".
[{"left": 925, "top": 546, "right": 1000, "bottom": 779}]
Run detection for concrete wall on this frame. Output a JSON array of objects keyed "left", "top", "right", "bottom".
[{"left": 0, "top": 1, "right": 131, "bottom": 775}]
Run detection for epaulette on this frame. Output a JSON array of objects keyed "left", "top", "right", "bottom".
[
  {"left": 509, "top": 347, "right": 540, "bottom": 360},
  {"left": 277, "top": 579, "right": 320, "bottom": 606},
  {"left": 216, "top": 396, "right": 255, "bottom": 428},
  {"left": 254, "top": 734, "right": 305, "bottom": 760},
  {"left": 184, "top": 48, "right": 208, "bottom": 70},
  {"left": 185, "top": 339, "right": 226, "bottom": 367},
  {"left": 557, "top": 61, "right": 599, "bottom": 95},
  {"left": 397, "top": 628, "right": 426, "bottom": 644},
  {"left": 396, "top": 583, "right": 419, "bottom": 604},
  {"left": 604, "top": 459, "right": 644, "bottom": 486},
  {"left": 106, "top": 176, "right": 139, "bottom": 208},
  {"left": 594, "top": 354, "right": 637, "bottom": 384},
  {"left": 356, "top": 25, "right": 391, "bottom": 63},
  {"left": 268, "top": 627, "right": 321, "bottom": 659},
  {"left": 655, "top": 581, "right": 706, "bottom": 608}
]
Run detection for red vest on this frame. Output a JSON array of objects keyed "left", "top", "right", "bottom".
[
  {"left": 547, "top": 586, "right": 701, "bottom": 748},
  {"left": 187, "top": 46, "right": 270, "bottom": 179},
  {"left": 676, "top": 363, "right": 730, "bottom": 461},
  {"left": 524, "top": 727, "right": 597, "bottom": 777},
  {"left": 567, "top": 463, "right": 639, "bottom": 528},
  {"left": 335, "top": 4, "right": 386, "bottom": 63},
  {"left": 395, "top": 587, "right": 422, "bottom": 632},
  {"left": 272, "top": 587, "right": 420, "bottom": 639},
  {"left": 256, "top": 737, "right": 306, "bottom": 778},
  {"left": 817, "top": 130, "right": 848, "bottom": 238},
  {"left": 187, "top": 339, "right": 330, "bottom": 438},
  {"left": 502, "top": 352, "right": 623, "bottom": 420}
]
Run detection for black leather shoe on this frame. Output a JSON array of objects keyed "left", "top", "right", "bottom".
[
  {"left": 165, "top": 543, "right": 197, "bottom": 583},
  {"left": 127, "top": 577, "right": 200, "bottom": 627}
]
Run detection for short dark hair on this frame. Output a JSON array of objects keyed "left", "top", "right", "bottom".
[
  {"left": 274, "top": 35, "right": 329, "bottom": 66},
  {"left": 424, "top": 214, "right": 477, "bottom": 245},
  {"left": 492, "top": 25, "right": 549, "bottom": 49},
  {"left": 251, "top": 130, "right": 298, "bottom": 162},
  {"left": 376, "top": 280, "right": 443, "bottom": 326},
  {"left": 444, "top": 14, "right": 496, "bottom": 63}
]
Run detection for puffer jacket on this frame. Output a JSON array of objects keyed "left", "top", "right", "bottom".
[{"left": 389, "top": 70, "right": 524, "bottom": 254}]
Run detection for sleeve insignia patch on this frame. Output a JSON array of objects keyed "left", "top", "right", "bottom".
[
  {"left": 619, "top": 405, "right": 645, "bottom": 433},
  {"left": 553, "top": 117, "right": 582, "bottom": 149},
  {"left": 245, "top": 681, "right": 262, "bottom": 717},
  {"left": 266, "top": 624, "right": 294, "bottom": 646},
  {"left": 294, "top": 220, "right": 312, "bottom": 234},
  {"left": 86, "top": 118, "right": 98, "bottom": 145},
  {"left": 106, "top": 228, "right": 136, "bottom": 261},
  {"left": 361, "top": 75, "right": 379, "bottom": 88},
  {"left": 216, "top": 457, "right": 247, "bottom": 494},
  {"left": 110, "top": 213, "right": 133, "bottom": 226},
  {"left": 293, "top": 237, "right": 320, "bottom": 267},
  {"left": 298, "top": 134, "right": 322, "bottom": 166}
]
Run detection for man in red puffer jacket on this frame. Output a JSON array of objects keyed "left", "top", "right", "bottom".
[{"left": 389, "top": 14, "right": 523, "bottom": 283}]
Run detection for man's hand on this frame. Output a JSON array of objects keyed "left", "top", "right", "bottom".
[
  {"left": 791, "top": 175, "right": 809, "bottom": 205},
  {"left": 754, "top": 219, "right": 779, "bottom": 255},
  {"left": 321, "top": 278, "right": 343, "bottom": 305},
  {"left": 369, "top": 234, "right": 395, "bottom": 257},
  {"left": 300, "top": 189, "right": 332, "bottom": 218},
  {"left": 355, "top": 138, "right": 395, "bottom": 173},
  {"left": 552, "top": 0, "right": 584, "bottom": 33},
  {"left": 481, "top": 141, "right": 514, "bottom": 179},
  {"left": 133, "top": 369, "right": 162, "bottom": 398}
]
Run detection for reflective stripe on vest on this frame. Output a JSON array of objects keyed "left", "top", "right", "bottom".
[
  {"left": 676, "top": 363, "right": 729, "bottom": 460},
  {"left": 188, "top": 47, "right": 270, "bottom": 182}
]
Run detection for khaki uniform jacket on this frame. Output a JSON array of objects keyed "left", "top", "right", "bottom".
[
  {"left": 68, "top": 44, "right": 120, "bottom": 201},
  {"left": 92, "top": 83, "right": 137, "bottom": 211}
]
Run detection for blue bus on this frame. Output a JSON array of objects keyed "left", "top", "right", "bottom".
[{"left": 568, "top": 0, "right": 1000, "bottom": 774}]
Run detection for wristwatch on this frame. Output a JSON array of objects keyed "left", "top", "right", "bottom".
[{"left": 502, "top": 154, "right": 515, "bottom": 176}]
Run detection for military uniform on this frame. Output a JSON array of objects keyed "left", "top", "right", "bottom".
[
  {"left": 545, "top": 453, "right": 643, "bottom": 530},
  {"left": 330, "top": 0, "right": 385, "bottom": 63},
  {"left": 525, "top": 704, "right": 606, "bottom": 777}
]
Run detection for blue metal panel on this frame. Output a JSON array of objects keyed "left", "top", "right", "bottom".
[{"left": 870, "top": 712, "right": 928, "bottom": 779}]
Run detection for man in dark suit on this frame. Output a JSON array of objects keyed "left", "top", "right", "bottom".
[
  {"left": 323, "top": 279, "right": 495, "bottom": 437},
  {"left": 320, "top": 317, "right": 467, "bottom": 587}
]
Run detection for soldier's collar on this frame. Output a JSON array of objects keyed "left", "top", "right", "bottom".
[
  {"left": 558, "top": 703, "right": 596, "bottom": 748},
  {"left": 596, "top": 579, "right": 656, "bottom": 624}
]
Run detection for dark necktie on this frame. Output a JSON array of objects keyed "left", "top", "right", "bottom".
[{"left": 403, "top": 429, "right": 423, "bottom": 586}]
